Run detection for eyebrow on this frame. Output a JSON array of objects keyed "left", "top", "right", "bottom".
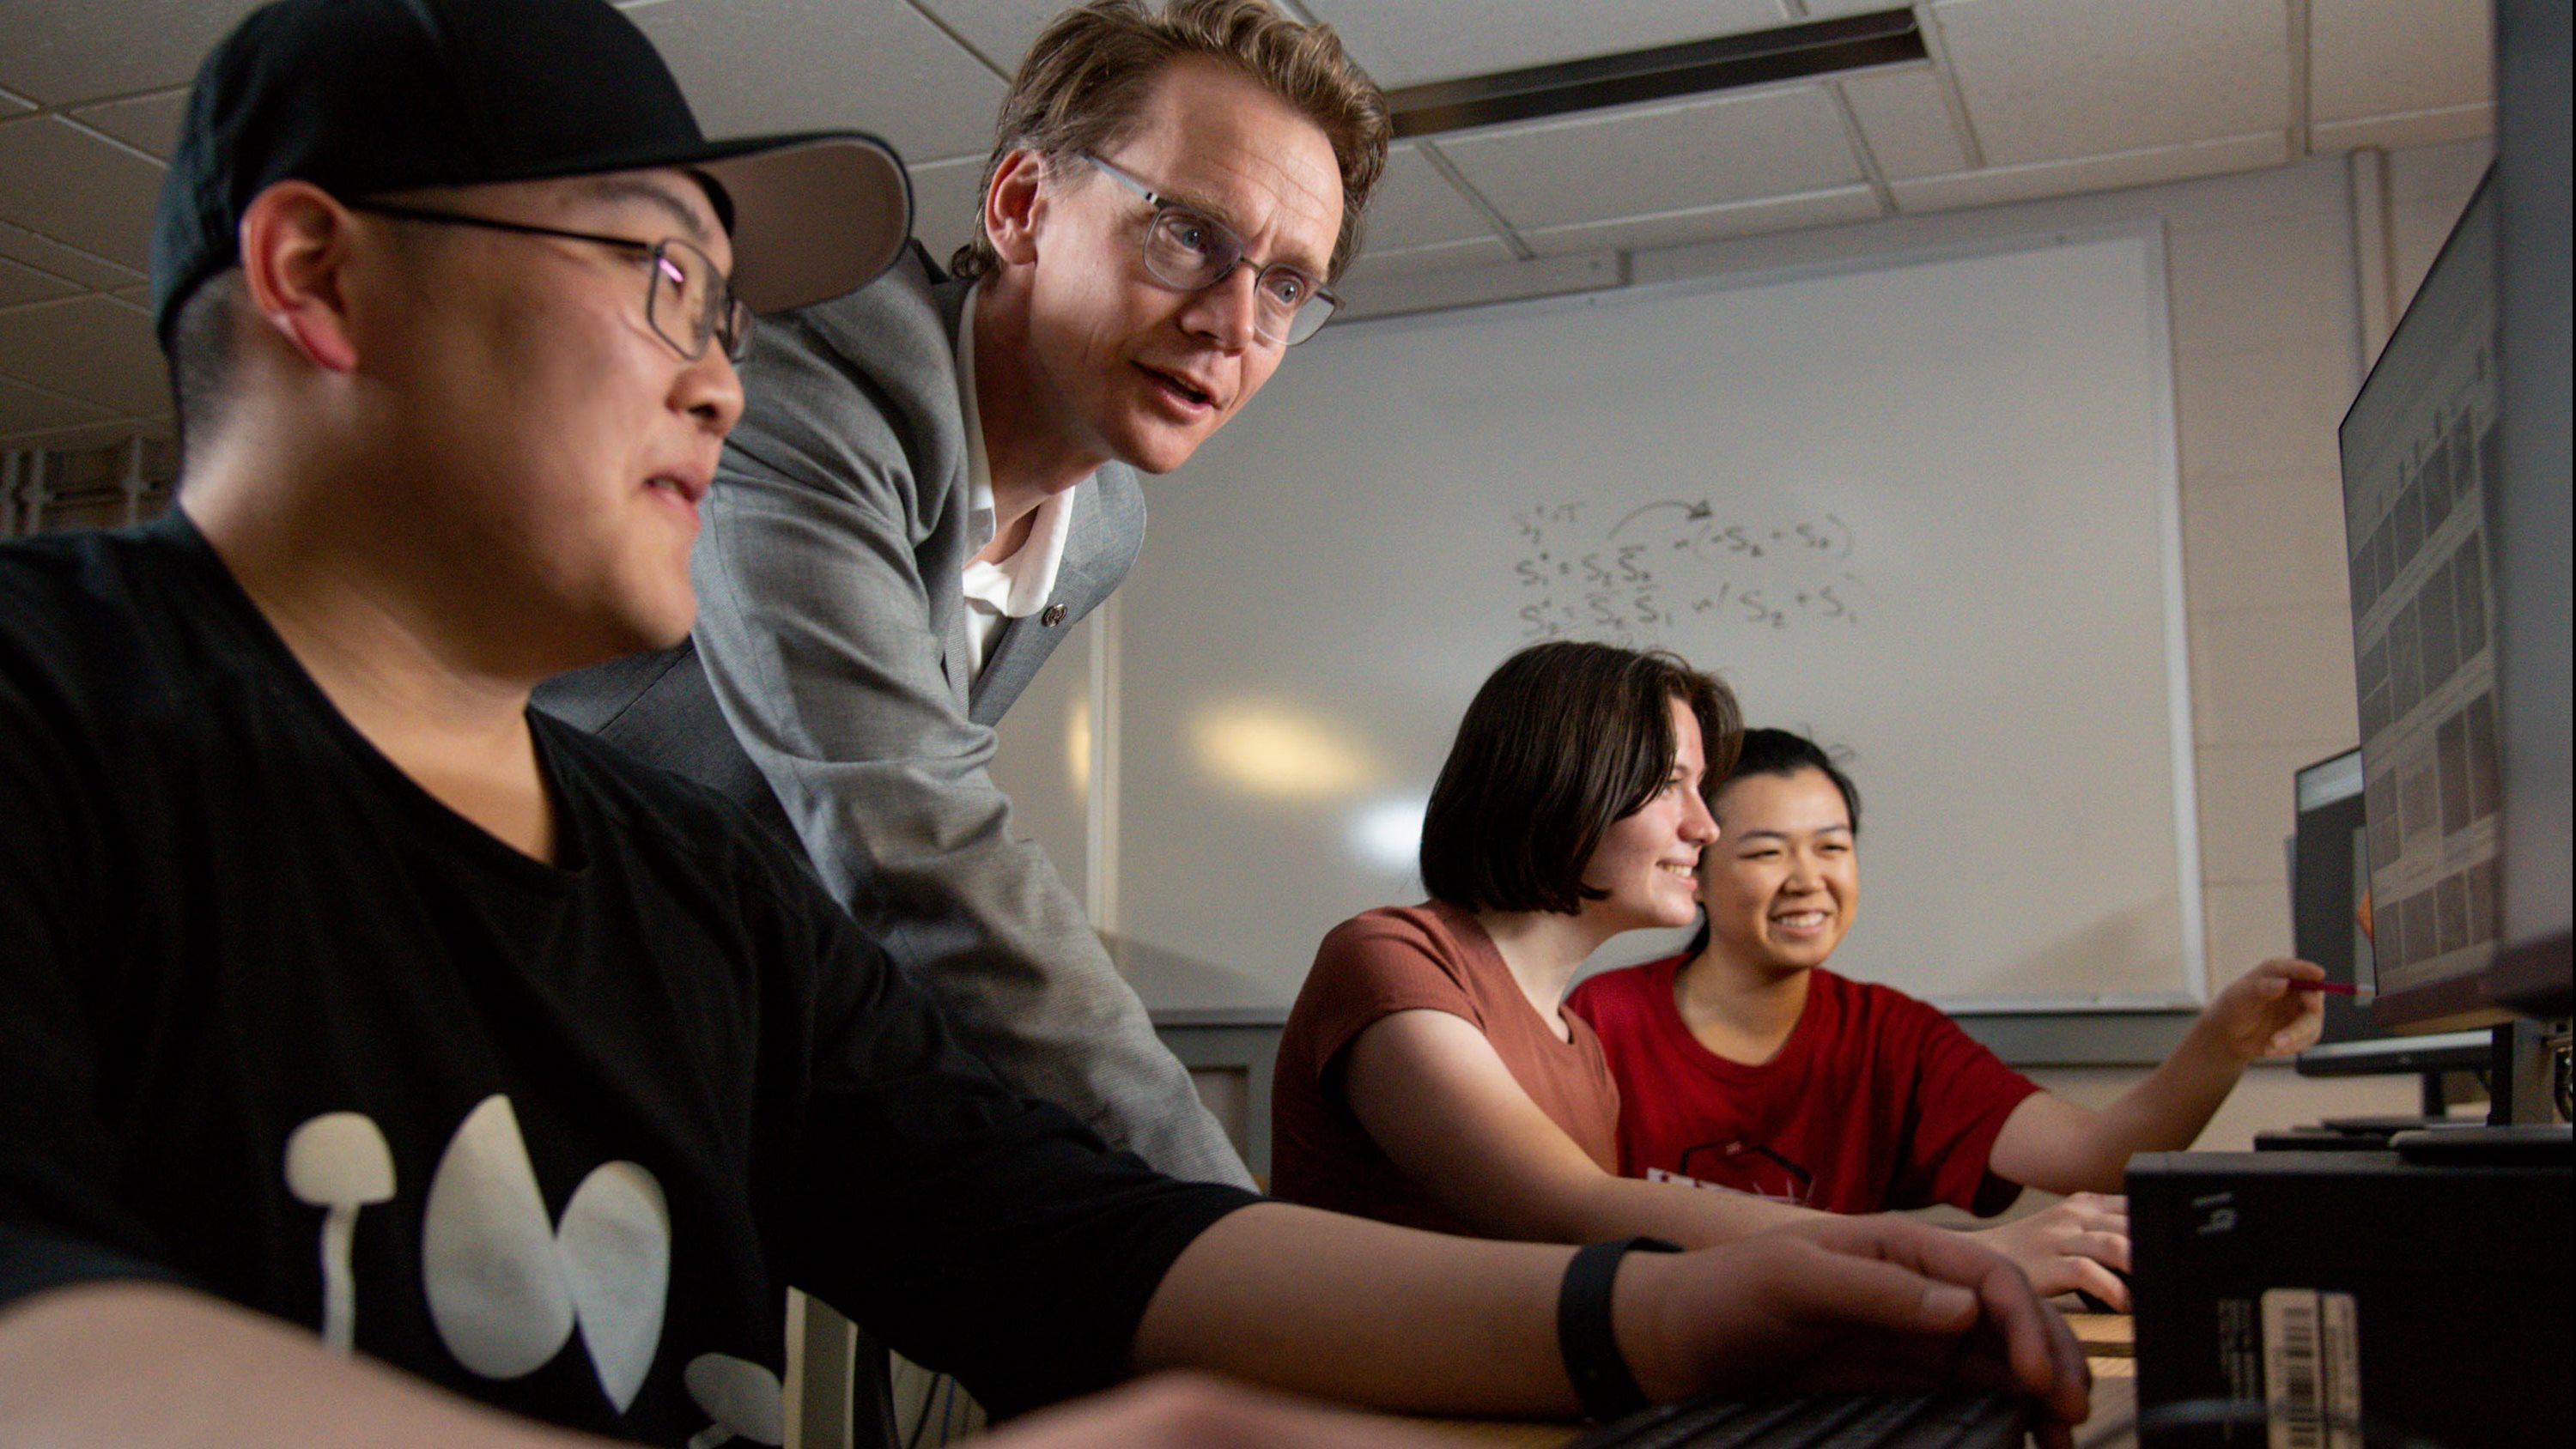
[
  {"left": 1731, "top": 823, "right": 1854, "bottom": 843},
  {"left": 574, "top": 175, "right": 717, "bottom": 246},
  {"left": 1154, "top": 185, "right": 1330, "bottom": 279}
]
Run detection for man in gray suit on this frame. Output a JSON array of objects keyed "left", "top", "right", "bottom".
[{"left": 539, "top": 0, "right": 1388, "bottom": 1186}]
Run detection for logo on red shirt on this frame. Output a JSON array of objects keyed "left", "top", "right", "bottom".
[{"left": 1646, "top": 1138, "right": 1816, "bottom": 1204}]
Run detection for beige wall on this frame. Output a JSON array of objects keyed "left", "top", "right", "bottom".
[{"left": 2026, "top": 1064, "right": 2432, "bottom": 1154}]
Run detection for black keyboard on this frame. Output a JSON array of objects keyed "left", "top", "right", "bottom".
[{"left": 1566, "top": 1392, "right": 2028, "bottom": 1449}]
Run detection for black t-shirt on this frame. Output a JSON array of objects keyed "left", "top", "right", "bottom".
[{"left": 0, "top": 515, "right": 1254, "bottom": 1442}]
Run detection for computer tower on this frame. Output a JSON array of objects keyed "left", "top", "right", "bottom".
[{"left": 2129, "top": 1151, "right": 2571, "bottom": 1447}]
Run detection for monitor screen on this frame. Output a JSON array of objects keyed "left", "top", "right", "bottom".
[
  {"left": 2336, "top": 173, "right": 2511, "bottom": 1032},
  {"left": 2289, "top": 748, "right": 2491, "bottom": 1075},
  {"left": 2341, "top": 0, "right": 2576, "bottom": 1031},
  {"left": 2292, "top": 749, "right": 2377, "bottom": 1030}
]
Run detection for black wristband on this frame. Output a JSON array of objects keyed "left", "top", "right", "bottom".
[{"left": 1557, "top": 1235, "right": 1684, "bottom": 1422}]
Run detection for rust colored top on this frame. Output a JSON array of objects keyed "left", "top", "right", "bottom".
[{"left": 1269, "top": 901, "right": 1620, "bottom": 1234}]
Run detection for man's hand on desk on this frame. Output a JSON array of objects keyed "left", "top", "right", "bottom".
[
  {"left": 975, "top": 1374, "right": 1454, "bottom": 1448},
  {"left": 1619, "top": 1217, "right": 2093, "bottom": 1449},
  {"left": 1968, "top": 1191, "right": 2132, "bottom": 1309}
]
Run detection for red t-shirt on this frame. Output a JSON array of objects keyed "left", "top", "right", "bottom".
[
  {"left": 1564, "top": 955, "right": 2040, "bottom": 1216},
  {"left": 1269, "top": 902, "right": 1622, "bottom": 1235}
]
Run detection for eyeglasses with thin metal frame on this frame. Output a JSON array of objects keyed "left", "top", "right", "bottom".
[
  {"left": 1078, "top": 153, "right": 1340, "bottom": 347},
  {"left": 346, "top": 200, "right": 753, "bottom": 363}
]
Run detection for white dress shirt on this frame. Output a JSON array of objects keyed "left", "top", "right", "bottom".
[{"left": 954, "top": 283, "right": 1080, "bottom": 678}]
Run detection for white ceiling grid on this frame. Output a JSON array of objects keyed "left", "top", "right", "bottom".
[{"left": 0, "top": 0, "right": 2498, "bottom": 451}]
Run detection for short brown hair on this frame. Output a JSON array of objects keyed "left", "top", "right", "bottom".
[
  {"left": 949, "top": 0, "right": 1388, "bottom": 284},
  {"left": 1419, "top": 641, "right": 1744, "bottom": 916}
]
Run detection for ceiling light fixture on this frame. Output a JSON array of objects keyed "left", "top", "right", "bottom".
[{"left": 1384, "top": 9, "right": 1927, "bottom": 139}]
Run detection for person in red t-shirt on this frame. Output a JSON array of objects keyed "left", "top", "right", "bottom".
[{"left": 1568, "top": 729, "right": 2328, "bottom": 1308}]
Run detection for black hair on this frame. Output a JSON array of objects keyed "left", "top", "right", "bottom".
[
  {"left": 167, "top": 270, "right": 243, "bottom": 459},
  {"left": 1724, "top": 727, "right": 1861, "bottom": 834}
]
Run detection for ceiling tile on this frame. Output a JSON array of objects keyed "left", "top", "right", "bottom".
[
  {"left": 68, "top": 88, "right": 189, "bottom": 161},
  {"left": 908, "top": 1, "right": 1066, "bottom": 72},
  {"left": 0, "top": 219, "right": 140, "bottom": 290},
  {"left": 2309, "top": 0, "right": 2488, "bottom": 125},
  {"left": 0, "top": 294, "right": 167, "bottom": 416},
  {"left": 1338, "top": 249, "right": 1621, "bottom": 322},
  {"left": 1341, "top": 234, "right": 1515, "bottom": 282},
  {"left": 1889, "top": 130, "right": 2287, "bottom": 214},
  {"left": 0, "top": 372, "right": 114, "bottom": 438},
  {"left": 907, "top": 155, "right": 987, "bottom": 276},
  {"left": 0, "top": 256, "right": 81, "bottom": 308},
  {"left": 629, "top": 0, "right": 1007, "bottom": 168},
  {"left": 2310, "top": 106, "right": 2493, "bottom": 157},
  {"left": 0, "top": 117, "right": 167, "bottom": 272},
  {"left": 1930, "top": 0, "right": 2288, "bottom": 167},
  {"left": 0, "top": 0, "right": 261, "bottom": 108},
  {"left": 1435, "top": 85, "right": 1862, "bottom": 232},
  {"left": 1838, "top": 66, "right": 1967, "bottom": 180},
  {"left": 1356, "top": 142, "right": 1497, "bottom": 252},
  {"left": 1519, "top": 184, "right": 1880, "bottom": 258},
  {"left": 1304, "top": 0, "right": 1792, "bottom": 88}
]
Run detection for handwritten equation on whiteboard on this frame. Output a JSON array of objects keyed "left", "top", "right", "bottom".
[{"left": 1511, "top": 499, "right": 1868, "bottom": 640}]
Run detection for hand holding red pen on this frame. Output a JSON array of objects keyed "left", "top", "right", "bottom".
[{"left": 2201, "top": 958, "right": 2330, "bottom": 1061}]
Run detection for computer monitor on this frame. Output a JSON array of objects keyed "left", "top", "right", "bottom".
[
  {"left": 2287, "top": 748, "right": 2490, "bottom": 1089},
  {"left": 2336, "top": 0, "right": 2569, "bottom": 1072},
  {"left": 2336, "top": 170, "right": 2513, "bottom": 1034}
]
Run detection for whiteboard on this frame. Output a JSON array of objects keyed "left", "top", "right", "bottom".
[{"left": 1091, "top": 225, "right": 2202, "bottom": 1015}]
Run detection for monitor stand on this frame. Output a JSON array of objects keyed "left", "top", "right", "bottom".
[
  {"left": 2392, "top": 1121, "right": 2573, "bottom": 1165},
  {"left": 2385, "top": 1020, "right": 2573, "bottom": 1164}
]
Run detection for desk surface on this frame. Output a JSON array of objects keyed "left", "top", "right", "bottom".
[{"left": 1406, "top": 1313, "right": 2136, "bottom": 1447}]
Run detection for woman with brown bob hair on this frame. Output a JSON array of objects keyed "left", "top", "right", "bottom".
[
  {"left": 1271, "top": 639, "right": 1758, "bottom": 1234},
  {"left": 1269, "top": 640, "right": 2137, "bottom": 1300}
]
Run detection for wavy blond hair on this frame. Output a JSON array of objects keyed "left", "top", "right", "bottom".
[{"left": 949, "top": 0, "right": 1389, "bottom": 284}]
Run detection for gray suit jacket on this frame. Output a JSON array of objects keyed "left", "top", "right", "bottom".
[{"left": 539, "top": 247, "right": 1251, "bottom": 1189}]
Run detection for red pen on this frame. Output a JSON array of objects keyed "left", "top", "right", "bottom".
[{"left": 2288, "top": 979, "right": 2372, "bottom": 1001}]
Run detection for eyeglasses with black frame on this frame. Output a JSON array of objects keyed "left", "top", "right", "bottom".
[
  {"left": 1078, "top": 153, "right": 1340, "bottom": 348},
  {"left": 347, "top": 200, "right": 753, "bottom": 363}
]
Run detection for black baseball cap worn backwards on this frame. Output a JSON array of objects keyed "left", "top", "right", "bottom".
[{"left": 150, "top": 0, "right": 914, "bottom": 350}]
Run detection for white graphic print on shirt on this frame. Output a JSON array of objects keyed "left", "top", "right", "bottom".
[
  {"left": 421, "top": 1095, "right": 669, "bottom": 1409},
  {"left": 683, "top": 1353, "right": 787, "bottom": 1448},
  {"left": 283, "top": 1112, "right": 397, "bottom": 1352},
  {"left": 285, "top": 1095, "right": 703, "bottom": 1416}
]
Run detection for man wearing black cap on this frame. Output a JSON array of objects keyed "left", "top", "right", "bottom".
[{"left": 0, "top": 1, "right": 2091, "bottom": 1445}]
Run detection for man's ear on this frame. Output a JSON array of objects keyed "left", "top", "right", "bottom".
[
  {"left": 983, "top": 149, "right": 1050, "bottom": 268},
  {"left": 235, "top": 180, "right": 363, "bottom": 374}
]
